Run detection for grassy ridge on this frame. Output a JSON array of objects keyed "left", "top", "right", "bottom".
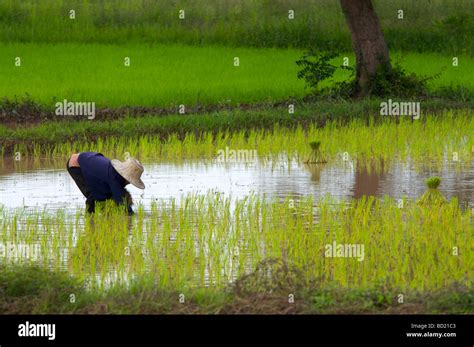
[
  {"left": 1, "top": 43, "right": 473, "bottom": 108},
  {"left": 2, "top": 265, "right": 472, "bottom": 314},
  {"left": 0, "top": 0, "right": 472, "bottom": 54}
]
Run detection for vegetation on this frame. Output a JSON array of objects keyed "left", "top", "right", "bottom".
[
  {"left": 0, "top": 0, "right": 472, "bottom": 54},
  {"left": 417, "top": 177, "right": 448, "bottom": 206},
  {"left": 304, "top": 141, "right": 327, "bottom": 164},
  {"left": 0, "top": 0, "right": 472, "bottom": 317},
  {"left": 0, "top": 43, "right": 305, "bottom": 108},
  {"left": 2, "top": 111, "right": 472, "bottom": 172},
  {"left": 1, "top": 265, "right": 472, "bottom": 314},
  {"left": 0, "top": 192, "right": 472, "bottom": 313},
  {"left": 0, "top": 43, "right": 472, "bottom": 108}
]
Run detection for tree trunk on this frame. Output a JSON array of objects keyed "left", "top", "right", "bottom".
[{"left": 340, "top": 0, "right": 391, "bottom": 96}]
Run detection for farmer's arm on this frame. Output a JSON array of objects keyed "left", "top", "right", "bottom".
[{"left": 109, "top": 177, "right": 134, "bottom": 215}]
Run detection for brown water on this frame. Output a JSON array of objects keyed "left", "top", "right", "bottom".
[{"left": 0, "top": 157, "right": 472, "bottom": 210}]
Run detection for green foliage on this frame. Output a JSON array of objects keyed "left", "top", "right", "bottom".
[
  {"left": 305, "top": 140, "right": 327, "bottom": 164},
  {"left": 0, "top": 43, "right": 305, "bottom": 108},
  {"left": 0, "top": 265, "right": 79, "bottom": 297},
  {"left": 2, "top": 109, "right": 472, "bottom": 173},
  {"left": 1, "top": 265, "right": 471, "bottom": 313},
  {"left": 296, "top": 49, "right": 354, "bottom": 96},
  {"left": 309, "top": 141, "right": 321, "bottom": 151},
  {"left": 367, "top": 61, "right": 437, "bottom": 98},
  {"left": 0, "top": 43, "right": 473, "bottom": 108},
  {"left": 0, "top": 195, "right": 471, "bottom": 296},
  {"left": 0, "top": 265, "right": 84, "bottom": 313},
  {"left": 296, "top": 50, "right": 339, "bottom": 90},
  {"left": 296, "top": 49, "right": 442, "bottom": 98},
  {"left": 426, "top": 177, "right": 441, "bottom": 189},
  {"left": 433, "top": 85, "right": 473, "bottom": 102},
  {"left": 418, "top": 177, "right": 447, "bottom": 206}
]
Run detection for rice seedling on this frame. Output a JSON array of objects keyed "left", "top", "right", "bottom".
[
  {"left": 417, "top": 177, "right": 448, "bottom": 206},
  {"left": 0, "top": 192, "right": 471, "bottom": 294},
  {"left": 4, "top": 112, "right": 472, "bottom": 172},
  {"left": 304, "top": 141, "right": 327, "bottom": 164}
]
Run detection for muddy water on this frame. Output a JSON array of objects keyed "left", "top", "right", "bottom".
[{"left": 0, "top": 157, "right": 472, "bottom": 210}]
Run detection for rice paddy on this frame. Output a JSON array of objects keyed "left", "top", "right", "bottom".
[
  {"left": 1, "top": 112, "right": 472, "bottom": 313},
  {"left": 1, "top": 43, "right": 473, "bottom": 108},
  {"left": 1, "top": 192, "right": 472, "bottom": 293},
  {"left": 0, "top": 0, "right": 473, "bottom": 317},
  {"left": 4, "top": 112, "right": 473, "bottom": 172}
]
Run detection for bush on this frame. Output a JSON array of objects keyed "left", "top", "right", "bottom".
[
  {"left": 296, "top": 49, "right": 439, "bottom": 98},
  {"left": 367, "top": 60, "right": 436, "bottom": 98},
  {"left": 296, "top": 49, "right": 354, "bottom": 97}
]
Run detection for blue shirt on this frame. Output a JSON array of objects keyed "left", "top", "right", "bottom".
[{"left": 78, "top": 152, "right": 133, "bottom": 214}]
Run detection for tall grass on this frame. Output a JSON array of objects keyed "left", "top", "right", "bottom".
[
  {"left": 0, "top": 193, "right": 471, "bottom": 292},
  {"left": 0, "top": 0, "right": 472, "bottom": 53}
]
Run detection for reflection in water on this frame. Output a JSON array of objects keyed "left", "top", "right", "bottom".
[
  {"left": 0, "top": 157, "right": 472, "bottom": 211},
  {"left": 353, "top": 160, "right": 385, "bottom": 199},
  {"left": 0, "top": 156, "right": 472, "bottom": 289},
  {"left": 304, "top": 163, "right": 324, "bottom": 183}
]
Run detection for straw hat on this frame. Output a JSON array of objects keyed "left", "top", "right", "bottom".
[{"left": 111, "top": 157, "right": 145, "bottom": 189}]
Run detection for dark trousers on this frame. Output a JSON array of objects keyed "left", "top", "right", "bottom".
[{"left": 67, "top": 159, "right": 96, "bottom": 213}]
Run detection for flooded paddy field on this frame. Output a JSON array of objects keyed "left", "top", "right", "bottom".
[
  {"left": 0, "top": 155, "right": 472, "bottom": 291},
  {"left": 0, "top": 156, "right": 472, "bottom": 211},
  {"left": 0, "top": 114, "right": 472, "bottom": 316}
]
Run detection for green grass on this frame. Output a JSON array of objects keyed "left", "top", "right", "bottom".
[
  {"left": 0, "top": 43, "right": 305, "bottom": 108},
  {"left": 0, "top": 193, "right": 472, "bottom": 313},
  {"left": 2, "top": 110, "right": 473, "bottom": 172},
  {"left": 1, "top": 43, "right": 473, "bottom": 108},
  {"left": 1, "top": 265, "right": 472, "bottom": 314},
  {"left": 0, "top": 0, "right": 472, "bottom": 54},
  {"left": 390, "top": 52, "right": 474, "bottom": 91}
]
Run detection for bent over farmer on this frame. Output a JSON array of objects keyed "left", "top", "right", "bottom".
[{"left": 67, "top": 152, "right": 145, "bottom": 215}]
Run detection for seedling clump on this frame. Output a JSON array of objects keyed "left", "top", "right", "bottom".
[
  {"left": 304, "top": 141, "right": 327, "bottom": 164},
  {"left": 418, "top": 177, "right": 447, "bottom": 206}
]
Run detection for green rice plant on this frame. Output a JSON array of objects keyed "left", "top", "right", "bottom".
[
  {"left": 0, "top": 191, "right": 472, "bottom": 294},
  {"left": 0, "top": 42, "right": 473, "bottom": 109},
  {"left": 4, "top": 111, "right": 472, "bottom": 173},
  {"left": 304, "top": 141, "right": 327, "bottom": 164},
  {"left": 417, "top": 177, "right": 448, "bottom": 206}
]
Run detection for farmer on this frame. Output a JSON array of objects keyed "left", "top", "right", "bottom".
[{"left": 67, "top": 152, "right": 145, "bottom": 215}]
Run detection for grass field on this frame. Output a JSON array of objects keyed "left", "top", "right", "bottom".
[
  {"left": 0, "top": 0, "right": 472, "bottom": 54},
  {"left": 1, "top": 43, "right": 473, "bottom": 108}
]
